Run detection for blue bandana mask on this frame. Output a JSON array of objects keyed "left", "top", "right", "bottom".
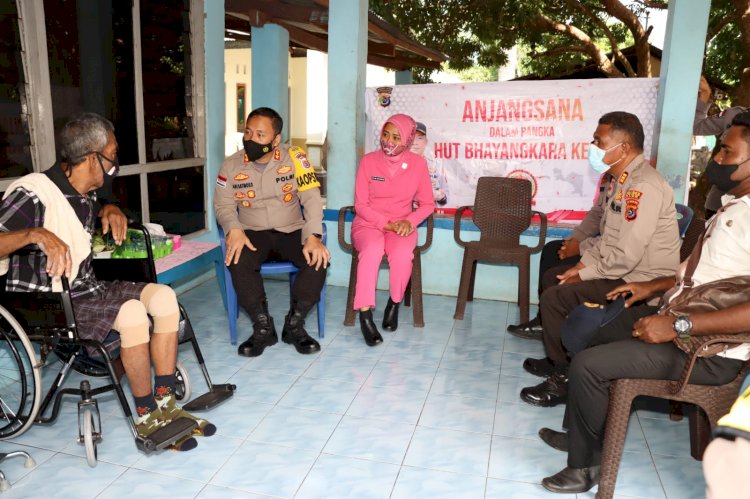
[{"left": 588, "top": 142, "right": 623, "bottom": 174}]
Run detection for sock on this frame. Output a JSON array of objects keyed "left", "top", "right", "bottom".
[
  {"left": 154, "top": 374, "right": 176, "bottom": 400},
  {"left": 134, "top": 394, "right": 158, "bottom": 420}
]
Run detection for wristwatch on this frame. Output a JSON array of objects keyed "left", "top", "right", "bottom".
[{"left": 673, "top": 315, "right": 693, "bottom": 340}]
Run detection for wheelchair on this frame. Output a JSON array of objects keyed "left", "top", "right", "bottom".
[{"left": 0, "top": 223, "right": 235, "bottom": 469}]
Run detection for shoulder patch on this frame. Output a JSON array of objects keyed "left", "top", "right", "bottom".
[
  {"left": 625, "top": 198, "right": 639, "bottom": 221},
  {"left": 615, "top": 189, "right": 623, "bottom": 202},
  {"left": 274, "top": 149, "right": 281, "bottom": 161},
  {"left": 618, "top": 172, "right": 629, "bottom": 184},
  {"left": 243, "top": 153, "right": 249, "bottom": 163},
  {"left": 292, "top": 148, "right": 319, "bottom": 192},
  {"left": 216, "top": 175, "right": 227, "bottom": 188}
]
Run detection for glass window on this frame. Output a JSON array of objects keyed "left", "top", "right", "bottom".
[
  {"left": 148, "top": 166, "right": 205, "bottom": 235},
  {"left": 0, "top": 1, "right": 33, "bottom": 178},
  {"left": 44, "top": 0, "right": 138, "bottom": 166},
  {"left": 237, "top": 84, "right": 246, "bottom": 132},
  {"left": 140, "top": 0, "right": 194, "bottom": 162},
  {"left": 110, "top": 174, "right": 142, "bottom": 223}
]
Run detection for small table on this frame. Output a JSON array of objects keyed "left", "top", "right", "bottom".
[{"left": 155, "top": 241, "right": 228, "bottom": 309}]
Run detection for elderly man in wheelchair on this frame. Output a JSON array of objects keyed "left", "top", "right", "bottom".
[{"left": 0, "top": 113, "right": 218, "bottom": 455}]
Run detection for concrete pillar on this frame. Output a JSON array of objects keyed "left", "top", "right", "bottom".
[
  {"left": 395, "top": 70, "right": 412, "bottom": 85},
  {"left": 203, "top": 0, "right": 225, "bottom": 233},
  {"left": 251, "top": 24, "right": 290, "bottom": 140},
  {"left": 326, "top": 0, "right": 368, "bottom": 209},
  {"left": 653, "top": 0, "right": 710, "bottom": 203}
]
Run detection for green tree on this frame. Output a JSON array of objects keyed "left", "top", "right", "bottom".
[{"left": 370, "top": 0, "right": 750, "bottom": 105}]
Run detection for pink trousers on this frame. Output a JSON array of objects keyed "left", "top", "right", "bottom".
[{"left": 351, "top": 225, "right": 416, "bottom": 310}]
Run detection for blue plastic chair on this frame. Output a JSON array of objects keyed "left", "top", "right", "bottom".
[
  {"left": 218, "top": 226, "right": 326, "bottom": 345},
  {"left": 675, "top": 203, "right": 694, "bottom": 239}
]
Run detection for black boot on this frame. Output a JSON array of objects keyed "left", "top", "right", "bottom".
[
  {"left": 282, "top": 302, "right": 321, "bottom": 354},
  {"left": 360, "top": 310, "right": 383, "bottom": 346},
  {"left": 238, "top": 302, "right": 278, "bottom": 357},
  {"left": 382, "top": 297, "right": 400, "bottom": 332}
]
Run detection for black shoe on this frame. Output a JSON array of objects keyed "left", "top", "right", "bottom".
[
  {"left": 382, "top": 298, "right": 400, "bottom": 331},
  {"left": 523, "top": 357, "right": 559, "bottom": 378},
  {"left": 282, "top": 309, "right": 321, "bottom": 354},
  {"left": 542, "top": 466, "right": 600, "bottom": 494},
  {"left": 360, "top": 310, "right": 383, "bottom": 346},
  {"left": 238, "top": 315, "right": 278, "bottom": 357},
  {"left": 538, "top": 427, "right": 568, "bottom": 452},
  {"left": 520, "top": 372, "right": 568, "bottom": 407},
  {"left": 507, "top": 316, "right": 543, "bottom": 340}
]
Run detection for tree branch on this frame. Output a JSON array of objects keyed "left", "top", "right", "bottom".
[
  {"left": 534, "top": 13, "right": 624, "bottom": 77},
  {"left": 563, "top": 0, "right": 636, "bottom": 77},
  {"left": 536, "top": 45, "right": 590, "bottom": 58},
  {"left": 707, "top": 11, "right": 741, "bottom": 41},
  {"left": 601, "top": 0, "right": 652, "bottom": 77},
  {"left": 632, "top": 0, "right": 668, "bottom": 9}
]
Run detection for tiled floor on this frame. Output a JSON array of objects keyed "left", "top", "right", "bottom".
[{"left": 0, "top": 279, "right": 707, "bottom": 498}]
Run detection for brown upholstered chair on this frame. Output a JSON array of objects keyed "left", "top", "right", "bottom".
[
  {"left": 453, "top": 176, "right": 546, "bottom": 322},
  {"left": 596, "top": 334, "right": 750, "bottom": 499},
  {"left": 338, "top": 206, "right": 434, "bottom": 328}
]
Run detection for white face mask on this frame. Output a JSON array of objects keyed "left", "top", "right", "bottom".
[{"left": 588, "top": 142, "right": 623, "bottom": 174}]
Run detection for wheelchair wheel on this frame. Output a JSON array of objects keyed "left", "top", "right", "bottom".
[
  {"left": 174, "top": 361, "right": 191, "bottom": 402},
  {"left": 82, "top": 408, "right": 98, "bottom": 467},
  {"left": 0, "top": 306, "right": 41, "bottom": 440}
]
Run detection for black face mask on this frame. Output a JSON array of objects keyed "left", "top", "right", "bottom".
[
  {"left": 705, "top": 159, "right": 744, "bottom": 193},
  {"left": 243, "top": 138, "right": 275, "bottom": 162},
  {"left": 96, "top": 153, "right": 120, "bottom": 197}
]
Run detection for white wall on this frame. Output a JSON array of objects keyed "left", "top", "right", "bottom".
[{"left": 224, "top": 47, "right": 251, "bottom": 156}]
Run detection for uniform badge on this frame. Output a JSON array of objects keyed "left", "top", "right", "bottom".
[
  {"left": 247, "top": 190, "right": 256, "bottom": 198},
  {"left": 615, "top": 190, "right": 623, "bottom": 202},
  {"left": 216, "top": 175, "right": 227, "bottom": 188},
  {"left": 234, "top": 172, "right": 249, "bottom": 181},
  {"left": 241, "top": 200, "right": 251, "bottom": 208},
  {"left": 372, "top": 176, "right": 385, "bottom": 182},
  {"left": 276, "top": 165, "right": 292, "bottom": 175},
  {"left": 625, "top": 199, "right": 639, "bottom": 221},
  {"left": 283, "top": 192, "right": 293, "bottom": 203},
  {"left": 619, "top": 172, "right": 629, "bottom": 184},
  {"left": 234, "top": 192, "right": 245, "bottom": 199},
  {"left": 282, "top": 183, "right": 293, "bottom": 193},
  {"left": 274, "top": 149, "right": 281, "bottom": 161},
  {"left": 624, "top": 189, "right": 642, "bottom": 200},
  {"left": 243, "top": 153, "right": 249, "bottom": 163},
  {"left": 607, "top": 180, "right": 615, "bottom": 196}
]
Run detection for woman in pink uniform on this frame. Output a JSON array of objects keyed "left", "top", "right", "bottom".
[{"left": 352, "top": 114, "right": 435, "bottom": 346}]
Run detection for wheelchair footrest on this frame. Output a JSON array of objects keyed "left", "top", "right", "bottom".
[
  {"left": 136, "top": 417, "right": 198, "bottom": 453},
  {"left": 183, "top": 385, "right": 235, "bottom": 412}
]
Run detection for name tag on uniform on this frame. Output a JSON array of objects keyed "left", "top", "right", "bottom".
[{"left": 371, "top": 176, "right": 385, "bottom": 182}]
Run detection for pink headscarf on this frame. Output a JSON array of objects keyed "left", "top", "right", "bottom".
[{"left": 379, "top": 114, "right": 417, "bottom": 165}]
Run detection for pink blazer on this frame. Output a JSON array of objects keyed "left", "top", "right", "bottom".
[{"left": 352, "top": 150, "right": 435, "bottom": 231}]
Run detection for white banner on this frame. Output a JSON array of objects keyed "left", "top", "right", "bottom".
[{"left": 365, "top": 78, "right": 658, "bottom": 214}]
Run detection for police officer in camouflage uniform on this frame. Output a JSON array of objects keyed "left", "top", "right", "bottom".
[{"left": 214, "top": 107, "right": 330, "bottom": 357}]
